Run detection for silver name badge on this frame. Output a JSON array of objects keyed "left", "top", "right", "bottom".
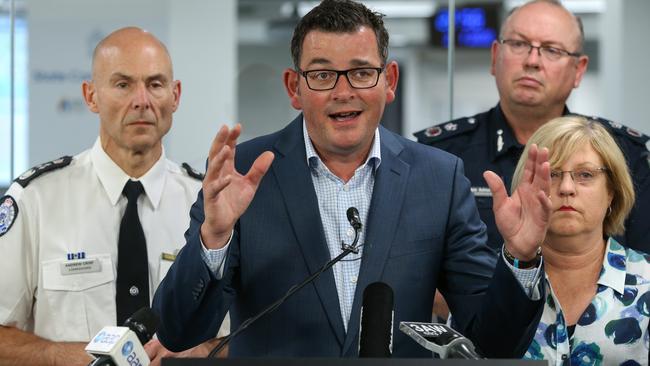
[
  {"left": 60, "top": 258, "right": 102, "bottom": 275},
  {"left": 471, "top": 187, "right": 493, "bottom": 198}
]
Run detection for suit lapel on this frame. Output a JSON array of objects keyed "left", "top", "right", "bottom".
[
  {"left": 342, "top": 128, "right": 410, "bottom": 354},
  {"left": 271, "top": 116, "right": 346, "bottom": 346}
]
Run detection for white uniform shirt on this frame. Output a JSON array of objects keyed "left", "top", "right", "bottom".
[{"left": 0, "top": 138, "right": 215, "bottom": 342}]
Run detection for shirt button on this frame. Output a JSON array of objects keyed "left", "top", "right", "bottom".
[
  {"left": 347, "top": 228, "right": 354, "bottom": 237},
  {"left": 351, "top": 276, "right": 358, "bottom": 284},
  {"left": 561, "top": 354, "right": 568, "bottom": 360},
  {"left": 129, "top": 286, "right": 140, "bottom": 296},
  {"left": 343, "top": 185, "right": 349, "bottom": 191}
]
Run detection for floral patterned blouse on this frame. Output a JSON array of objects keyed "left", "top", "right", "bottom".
[{"left": 524, "top": 238, "right": 650, "bottom": 365}]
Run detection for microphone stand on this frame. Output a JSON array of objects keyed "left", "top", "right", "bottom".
[{"left": 207, "top": 219, "right": 362, "bottom": 358}]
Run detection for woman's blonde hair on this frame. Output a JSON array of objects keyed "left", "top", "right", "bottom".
[{"left": 511, "top": 116, "right": 635, "bottom": 236}]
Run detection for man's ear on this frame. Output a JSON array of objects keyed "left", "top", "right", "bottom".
[
  {"left": 573, "top": 55, "right": 589, "bottom": 88},
  {"left": 490, "top": 40, "right": 499, "bottom": 76},
  {"left": 283, "top": 68, "right": 303, "bottom": 110},
  {"left": 82, "top": 80, "right": 99, "bottom": 113},
  {"left": 384, "top": 60, "right": 399, "bottom": 104},
  {"left": 171, "top": 80, "right": 181, "bottom": 112}
]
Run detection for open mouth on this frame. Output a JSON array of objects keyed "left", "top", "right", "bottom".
[{"left": 329, "top": 111, "right": 361, "bottom": 121}]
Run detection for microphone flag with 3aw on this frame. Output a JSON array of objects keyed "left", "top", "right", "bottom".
[
  {"left": 85, "top": 307, "right": 160, "bottom": 366},
  {"left": 399, "top": 321, "right": 482, "bottom": 359},
  {"left": 358, "top": 282, "right": 394, "bottom": 357}
]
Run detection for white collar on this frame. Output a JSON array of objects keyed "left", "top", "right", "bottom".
[{"left": 90, "top": 137, "right": 167, "bottom": 209}]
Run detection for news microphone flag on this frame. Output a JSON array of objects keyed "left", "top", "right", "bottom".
[{"left": 86, "top": 326, "right": 150, "bottom": 366}]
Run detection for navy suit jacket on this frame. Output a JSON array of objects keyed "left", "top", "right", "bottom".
[{"left": 153, "top": 116, "right": 543, "bottom": 357}]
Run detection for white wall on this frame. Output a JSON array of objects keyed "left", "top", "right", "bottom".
[
  {"left": 237, "top": 44, "right": 296, "bottom": 142},
  {"left": 619, "top": 0, "right": 650, "bottom": 130},
  {"left": 600, "top": 0, "right": 650, "bottom": 131},
  {"left": 166, "top": 0, "right": 237, "bottom": 168}
]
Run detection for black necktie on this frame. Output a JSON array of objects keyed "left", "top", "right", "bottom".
[{"left": 116, "top": 180, "right": 149, "bottom": 325}]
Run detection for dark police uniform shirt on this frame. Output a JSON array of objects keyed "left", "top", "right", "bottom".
[{"left": 414, "top": 103, "right": 650, "bottom": 253}]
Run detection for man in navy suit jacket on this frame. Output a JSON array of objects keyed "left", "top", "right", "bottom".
[{"left": 153, "top": 0, "right": 552, "bottom": 358}]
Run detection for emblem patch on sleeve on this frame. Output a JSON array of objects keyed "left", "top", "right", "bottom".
[{"left": 0, "top": 195, "right": 18, "bottom": 237}]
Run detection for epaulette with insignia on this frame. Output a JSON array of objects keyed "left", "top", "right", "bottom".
[
  {"left": 182, "top": 163, "right": 205, "bottom": 181},
  {"left": 14, "top": 156, "right": 73, "bottom": 188},
  {"left": 571, "top": 114, "right": 650, "bottom": 145},
  {"left": 413, "top": 116, "right": 480, "bottom": 144}
]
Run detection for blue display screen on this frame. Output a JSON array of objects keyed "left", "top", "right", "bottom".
[{"left": 430, "top": 4, "right": 500, "bottom": 48}]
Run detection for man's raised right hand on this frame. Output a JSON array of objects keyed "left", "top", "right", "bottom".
[{"left": 200, "top": 124, "right": 274, "bottom": 249}]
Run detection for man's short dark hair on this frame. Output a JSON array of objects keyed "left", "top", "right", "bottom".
[{"left": 290, "top": 0, "right": 389, "bottom": 69}]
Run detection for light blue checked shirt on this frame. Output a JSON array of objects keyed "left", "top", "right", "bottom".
[
  {"left": 199, "top": 121, "right": 541, "bottom": 331},
  {"left": 301, "top": 121, "right": 381, "bottom": 330}
]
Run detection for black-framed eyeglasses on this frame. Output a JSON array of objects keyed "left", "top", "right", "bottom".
[
  {"left": 550, "top": 167, "right": 608, "bottom": 185},
  {"left": 499, "top": 39, "right": 582, "bottom": 61},
  {"left": 298, "top": 67, "right": 384, "bottom": 91}
]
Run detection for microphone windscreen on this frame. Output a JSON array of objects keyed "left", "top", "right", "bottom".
[
  {"left": 359, "top": 282, "right": 394, "bottom": 357},
  {"left": 346, "top": 207, "right": 362, "bottom": 230},
  {"left": 123, "top": 307, "right": 160, "bottom": 345}
]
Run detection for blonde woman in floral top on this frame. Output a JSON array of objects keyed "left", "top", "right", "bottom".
[{"left": 511, "top": 116, "right": 648, "bottom": 365}]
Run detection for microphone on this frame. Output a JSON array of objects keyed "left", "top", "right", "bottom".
[
  {"left": 342, "top": 207, "right": 362, "bottom": 254},
  {"left": 346, "top": 207, "right": 362, "bottom": 230},
  {"left": 207, "top": 207, "right": 364, "bottom": 357},
  {"left": 359, "top": 282, "right": 394, "bottom": 357},
  {"left": 85, "top": 307, "right": 160, "bottom": 366},
  {"left": 399, "top": 321, "right": 482, "bottom": 359}
]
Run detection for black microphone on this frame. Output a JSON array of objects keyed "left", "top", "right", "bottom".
[
  {"left": 86, "top": 307, "right": 160, "bottom": 366},
  {"left": 346, "top": 207, "right": 362, "bottom": 230},
  {"left": 124, "top": 307, "right": 159, "bottom": 346},
  {"left": 342, "top": 207, "right": 362, "bottom": 254},
  {"left": 207, "top": 207, "right": 365, "bottom": 357},
  {"left": 359, "top": 282, "right": 394, "bottom": 357},
  {"left": 399, "top": 321, "right": 482, "bottom": 359}
]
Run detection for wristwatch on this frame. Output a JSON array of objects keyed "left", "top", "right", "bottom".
[{"left": 503, "top": 246, "right": 542, "bottom": 269}]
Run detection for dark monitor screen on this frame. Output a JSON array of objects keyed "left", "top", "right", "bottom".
[{"left": 430, "top": 3, "right": 501, "bottom": 48}]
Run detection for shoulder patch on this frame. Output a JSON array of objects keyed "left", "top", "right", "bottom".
[
  {"left": 414, "top": 116, "right": 480, "bottom": 145},
  {"left": 0, "top": 195, "right": 18, "bottom": 237},
  {"left": 573, "top": 114, "right": 650, "bottom": 145},
  {"left": 14, "top": 156, "right": 73, "bottom": 188},
  {"left": 182, "top": 163, "right": 205, "bottom": 181}
]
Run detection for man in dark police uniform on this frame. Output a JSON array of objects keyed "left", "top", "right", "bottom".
[{"left": 416, "top": 0, "right": 650, "bottom": 253}]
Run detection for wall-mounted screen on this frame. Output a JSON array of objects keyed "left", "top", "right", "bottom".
[{"left": 430, "top": 3, "right": 501, "bottom": 48}]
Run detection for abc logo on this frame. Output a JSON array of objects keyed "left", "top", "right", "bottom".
[
  {"left": 121, "top": 341, "right": 134, "bottom": 356},
  {"left": 93, "top": 331, "right": 106, "bottom": 343}
]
